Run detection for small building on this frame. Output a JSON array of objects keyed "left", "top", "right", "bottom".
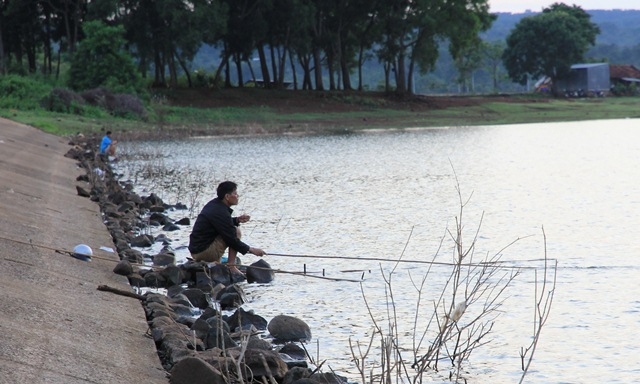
[
  {"left": 609, "top": 64, "right": 640, "bottom": 93},
  {"left": 555, "top": 63, "right": 610, "bottom": 95}
]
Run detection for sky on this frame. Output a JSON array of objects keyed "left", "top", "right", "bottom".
[{"left": 489, "top": 0, "right": 640, "bottom": 13}]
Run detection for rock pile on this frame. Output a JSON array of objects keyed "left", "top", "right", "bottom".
[{"left": 65, "top": 134, "right": 348, "bottom": 384}]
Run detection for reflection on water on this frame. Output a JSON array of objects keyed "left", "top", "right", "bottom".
[{"left": 118, "top": 119, "right": 640, "bottom": 383}]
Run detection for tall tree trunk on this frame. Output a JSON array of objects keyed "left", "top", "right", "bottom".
[
  {"left": 408, "top": 55, "right": 416, "bottom": 95},
  {"left": 213, "top": 46, "right": 230, "bottom": 86},
  {"left": 225, "top": 58, "right": 231, "bottom": 88},
  {"left": 357, "top": 46, "right": 364, "bottom": 91},
  {"left": 0, "top": 16, "right": 5, "bottom": 74},
  {"left": 327, "top": 47, "right": 335, "bottom": 90},
  {"left": 168, "top": 50, "right": 178, "bottom": 87},
  {"left": 26, "top": 23, "right": 36, "bottom": 73},
  {"left": 396, "top": 55, "right": 407, "bottom": 93},
  {"left": 176, "top": 51, "right": 192, "bottom": 87},
  {"left": 153, "top": 48, "right": 162, "bottom": 86},
  {"left": 43, "top": 12, "right": 52, "bottom": 75},
  {"left": 257, "top": 44, "right": 271, "bottom": 87},
  {"left": 278, "top": 29, "right": 291, "bottom": 87},
  {"left": 55, "top": 48, "right": 61, "bottom": 80},
  {"left": 288, "top": 49, "right": 297, "bottom": 90},
  {"left": 339, "top": 35, "right": 351, "bottom": 90},
  {"left": 62, "top": 0, "right": 75, "bottom": 53},
  {"left": 247, "top": 58, "right": 256, "bottom": 82},
  {"left": 269, "top": 44, "right": 278, "bottom": 86},
  {"left": 312, "top": 47, "right": 323, "bottom": 91},
  {"left": 384, "top": 61, "right": 391, "bottom": 92},
  {"left": 298, "top": 54, "right": 312, "bottom": 90},
  {"left": 340, "top": 55, "right": 351, "bottom": 90},
  {"left": 232, "top": 53, "right": 241, "bottom": 86}
]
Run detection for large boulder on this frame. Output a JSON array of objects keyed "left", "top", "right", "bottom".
[
  {"left": 205, "top": 316, "right": 231, "bottom": 333},
  {"left": 246, "top": 259, "right": 275, "bottom": 284},
  {"left": 149, "top": 211, "right": 171, "bottom": 225},
  {"left": 113, "top": 259, "right": 133, "bottom": 276},
  {"left": 226, "top": 307, "right": 268, "bottom": 332},
  {"left": 215, "top": 284, "right": 246, "bottom": 310},
  {"left": 153, "top": 252, "right": 176, "bottom": 267},
  {"left": 203, "top": 264, "right": 245, "bottom": 287},
  {"left": 130, "top": 234, "right": 154, "bottom": 248},
  {"left": 160, "top": 265, "right": 185, "bottom": 286},
  {"left": 205, "top": 326, "right": 237, "bottom": 350},
  {"left": 268, "top": 315, "right": 312, "bottom": 342},
  {"left": 169, "top": 357, "right": 226, "bottom": 384},
  {"left": 242, "top": 349, "right": 288, "bottom": 380},
  {"left": 190, "top": 318, "right": 212, "bottom": 341},
  {"left": 182, "top": 288, "right": 210, "bottom": 309},
  {"left": 122, "top": 248, "right": 144, "bottom": 264}
]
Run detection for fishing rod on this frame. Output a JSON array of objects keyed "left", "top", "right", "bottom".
[
  {"left": 0, "top": 233, "right": 363, "bottom": 283},
  {"left": 0, "top": 234, "right": 129, "bottom": 264},
  {"left": 267, "top": 252, "right": 550, "bottom": 270}
]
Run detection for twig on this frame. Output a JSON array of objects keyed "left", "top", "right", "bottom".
[{"left": 519, "top": 226, "right": 557, "bottom": 383}]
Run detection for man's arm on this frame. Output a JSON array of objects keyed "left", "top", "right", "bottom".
[{"left": 210, "top": 207, "right": 250, "bottom": 254}]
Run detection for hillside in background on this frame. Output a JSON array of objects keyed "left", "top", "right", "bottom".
[
  {"left": 193, "top": 9, "right": 640, "bottom": 95},
  {"left": 485, "top": 10, "right": 640, "bottom": 47}
]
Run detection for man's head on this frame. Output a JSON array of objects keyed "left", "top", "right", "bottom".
[
  {"left": 217, "top": 181, "right": 239, "bottom": 206},
  {"left": 106, "top": 130, "right": 112, "bottom": 136}
]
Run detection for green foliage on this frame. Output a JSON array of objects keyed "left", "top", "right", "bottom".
[
  {"left": 0, "top": 75, "right": 53, "bottom": 109},
  {"left": 502, "top": 4, "right": 600, "bottom": 86},
  {"left": 611, "top": 83, "right": 638, "bottom": 96},
  {"left": 193, "top": 69, "right": 223, "bottom": 89},
  {"left": 68, "top": 21, "right": 144, "bottom": 94},
  {"left": 374, "top": 0, "right": 494, "bottom": 93}
]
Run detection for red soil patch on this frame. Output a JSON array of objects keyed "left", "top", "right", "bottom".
[{"left": 161, "top": 88, "right": 541, "bottom": 115}]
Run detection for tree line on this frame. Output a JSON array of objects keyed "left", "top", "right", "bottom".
[
  {"left": 0, "top": 0, "right": 607, "bottom": 96},
  {"left": 0, "top": 0, "right": 496, "bottom": 93}
]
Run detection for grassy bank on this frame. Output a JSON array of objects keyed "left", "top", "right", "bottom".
[{"left": 3, "top": 89, "right": 640, "bottom": 139}]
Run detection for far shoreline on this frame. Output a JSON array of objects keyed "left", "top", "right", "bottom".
[{"left": 5, "top": 89, "right": 640, "bottom": 140}]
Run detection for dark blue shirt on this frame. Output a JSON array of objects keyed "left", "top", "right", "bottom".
[{"left": 188, "top": 198, "right": 250, "bottom": 255}]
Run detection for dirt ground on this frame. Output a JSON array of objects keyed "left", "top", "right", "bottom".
[{"left": 161, "top": 87, "right": 539, "bottom": 114}]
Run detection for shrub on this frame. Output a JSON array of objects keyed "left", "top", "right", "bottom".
[
  {"left": 42, "top": 87, "right": 86, "bottom": 113},
  {"left": 611, "top": 83, "right": 638, "bottom": 96},
  {"left": 110, "top": 93, "right": 147, "bottom": 119},
  {"left": 80, "top": 87, "right": 113, "bottom": 109},
  {"left": 79, "top": 87, "right": 146, "bottom": 119},
  {"left": 0, "top": 75, "right": 52, "bottom": 109}
]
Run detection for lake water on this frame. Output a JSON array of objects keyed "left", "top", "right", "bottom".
[{"left": 117, "top": 119, "right": 640, "bottom": 383}]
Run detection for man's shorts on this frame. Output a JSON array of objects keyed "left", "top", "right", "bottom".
[
  {"left": 191, "top": 236, "right": 227, "bottom": 262},
  {"left": 190, "top": 228, "right": 241, "bottom": 263}
]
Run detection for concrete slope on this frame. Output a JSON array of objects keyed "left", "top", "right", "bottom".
[{"left": 0, "top": 118, "right": 167, "bottom": 383}]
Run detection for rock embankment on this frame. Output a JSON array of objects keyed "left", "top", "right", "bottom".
[
  {"left": 0, "top": 119, "right": 166, "bottom": 384},
  {"left": 66, "top": 134, "right": 347, "bottom": 384}
]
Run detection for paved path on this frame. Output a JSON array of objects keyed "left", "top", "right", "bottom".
[{"left": 0, "top": 119, "right": 167, "bottom": 383}]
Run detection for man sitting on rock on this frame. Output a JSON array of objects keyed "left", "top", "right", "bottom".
[
  {"left": 99, "top": 130, "right": 117, "bottom": 160},
  {"left": 188, "top": 181, "right": 266, "bottom": 275}
]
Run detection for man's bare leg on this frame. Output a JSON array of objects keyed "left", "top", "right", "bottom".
[
  {"left": 227, "top": 248, "right": 243, "bottom": 275},
  {"left": 227, "top": 227, "right": 243, "bottom": 275}
]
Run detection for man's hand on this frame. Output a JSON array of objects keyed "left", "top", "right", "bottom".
[
  {"left": 249, "top": 247, "right": 266, "bottom": 257},
  {"left": 238, "top": 214, "right": 251, "bottom": 223}
]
